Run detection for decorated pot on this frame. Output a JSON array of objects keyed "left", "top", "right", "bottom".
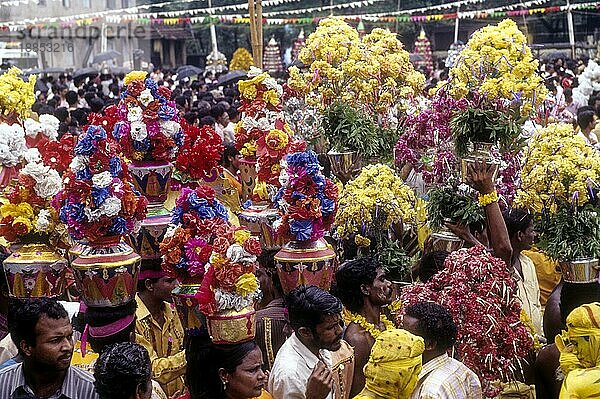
[
  {"left": 207, "top": 305, "right": 256, "bottom": 345},
  {"left": 3, "top": 243, "right": 68, "bottom": 298},
  {"left": 460, "top": 142, "right": 500, "bottom": 182},
  {"left": 430, "top": 227, "right": 463, "bottom": 253},
  {"left": 327, "top": 150, "right": 361, "bottom": 185},
  {"left": 128, "top": 161, "right": 173, "bottom": 213},
  {"left": 274, "top": 238, "right": 337, "bottom": 294},
  {"left": 559, "top": 258, "right": 599, "bottom": 284},
  {"left": 0, "top": 165, "right": 19, "bottom": 190},
  {"left": 200, "top": 168, "right": 242, "bottom": 214},
  {"left": 172, "top": 281, "right": 207, "bottom": 337},
  {"left": 128, "top": 214, "right": 170, "bottom": 260},
  {"left": 71, "top": 236, "right": 141, "bottom": 307},
  {"left": 238, "top": 206, "right": 284, "bottom": 250},
  {"left": 239, "top": 157, "right": 257, "bottom": 202}
]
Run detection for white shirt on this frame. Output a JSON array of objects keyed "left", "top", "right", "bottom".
[
  {"left": 268, "top": 333, "right": 334, "bottom": 399},
  {"left": 515, "top": 253, "right": 543, "bottom": 338},
  {"left": 410, "top": 353, "right": 482, "bottom": 399}
]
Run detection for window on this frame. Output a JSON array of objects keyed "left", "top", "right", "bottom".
[
  {"left": 62, "top": 0, "right": 70, "bottom": 7},
  {"left": 106, "top": 0, "right": 116, "bottom": 9},
  {"left": 121, "top": 0, "right": 129, "bottom": 8}
]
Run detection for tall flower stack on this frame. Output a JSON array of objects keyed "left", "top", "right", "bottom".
[
  {"left": 444, "top": 19, "right": 547, "bottom": 180},
  {"left": 53, "top": 125, "right": 148, "bottom": 308},
  {"left": 334, "top": 164, "right": 418, "bottom": 282},
  {"left": 272, "top": 150, "right": 338, "bottom": 293},
  {"left": 112, "top": 70, "right": 184, "bottom": 259},
  {"left": 0, "top": 143, "right": 72, "bottom": 298},
  {"left": 515, "top": 123, "right": 600, "bottom": 283},
  {"left": 0, "top": 67, "right": 36, "bottom": 189},
  {"left": 159, "top": 185, "right": 259, "bottom": 335},
  {"left": 196, "top": 224, "right": 262, "bottom": 344},
  {"left": 401, "top": 246, "right": 534, "bottom": 397},
  {"left": 287, "top": 18, "right": 424, "bottom": 180}
]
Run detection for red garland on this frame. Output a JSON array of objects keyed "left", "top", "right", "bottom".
[
  {"left": 400, "top": 246, "right": 533, "bottom": 397},
  {"left": 176, "top": 120, "right": 224, "bottom": 180}
]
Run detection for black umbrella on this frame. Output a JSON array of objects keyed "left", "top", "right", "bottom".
[
  {"left": 176, "top": 65, "right": 203, "bottom": 80},
  {"left": 73, "top": 67, "right": 99, "bottom": 82},
  {"left": 217, "top": 70, "right": 247, "bottom": 86},
  {"left": 110, "top": 66, "right": 131, "bottom": 75},
  {"left": 92, "top": 50, "right": 121, "bottom": 64}
]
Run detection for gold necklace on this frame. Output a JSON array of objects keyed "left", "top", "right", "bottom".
[{"left": 349, "top": 312, "right": 395, "bottom": 339}]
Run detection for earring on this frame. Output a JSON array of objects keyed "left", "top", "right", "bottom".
[{"left": 222, "top": 379, "right": 228, "bottom": 391}]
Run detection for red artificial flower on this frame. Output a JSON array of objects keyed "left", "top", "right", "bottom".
[
  {"left": 243, "top": 237, "right": 262, "bottom": 256},
  {"left": 195, "top": 185, "right": 216, "bottom": 202},
  {"left": 196, "top": 266, "right": 216, "bottom": 315},
  {"left": 157, "top": 86, "right": 171, "bottom": 100},
  {"left": 324, "top": 179, "right": 339, "bottom": 201},
  {"left": 212, "top": 236, "right": 231, "bottom": 255},
  {"left": 127, "top": 81, "right": 145, "bottom": 97},
  {"left": 214, "top": 263, "right": 243, "bottom": 291}
]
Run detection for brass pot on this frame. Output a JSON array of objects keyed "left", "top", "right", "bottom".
[{"left": 558, "top": 258, "right": 599, "bottom": 284}]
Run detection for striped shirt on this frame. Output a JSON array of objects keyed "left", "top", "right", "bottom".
[
  {"left": 0, "top": 363, "right": 98, "bottom": 399},
  {"left": 410, "top": 353, "right": 482, "bottom": 399}
]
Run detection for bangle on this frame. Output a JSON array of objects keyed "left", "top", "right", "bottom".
[{"left": 478, "top": 191, "right": 499, "bottom": 207}]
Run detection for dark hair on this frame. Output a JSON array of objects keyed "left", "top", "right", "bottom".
[
  {"left": 65, "top": 90, "right": 78, "bottom": 106},
  {"left": 10, "top": 297, "right": 68, "bottom": 354},
  {"left": 210, "top": 104, "right": 226, "bottom": 119},
  {"left": 560, "top": 282, "right": 600, "bottom": 324},
  {"left": 257, "top": 248, "right": 283, "bottom": 296},
  {"left": 94, "top": 342, "right": 151, "bottom": 399},
  {"left": 578, "top": 109, "right": 596, "bottom": 131},
  {"left": 90, "top": 97, "right": 105, "bottom": 113},
  {"left": 226, "top": 106, "right": 239, "bottom": 120},
  {"left": 184, "top": 111, "right": 199, "bottom": 125},
  {"left": 187, "top": 339, "right": 258, "bottom": 399},
  {"left": 85, "top": 300, "right": 137, "bottom": 353},
  {"left": 502, "top": 208, "right": 532, "bottom": 238},
  {"left": 200, "top": 115, "right": 216, "bottom": 127},
  {"left": 286, "top": 285, "right": 343, "bottom": 331},
  {"left": 418, "top": 251, "right": 449, "bottom": 283},
  {"left": 137, "top": 258, "right": 163, "bottom": 292},
  {"left": 175, "top": 95, "right": 188, "bottom": 108},
  {"left": 333, "top": 258, "right": 379, "bottom": 313},
  {"left": 221, "top": 143, "right": 239, "bottom": 167},
  {"left": 54, "top": 107, "right": 69, "bottom": 123},
  {"left": 405, "top": 301, "right": 457, "bottom": 350}
]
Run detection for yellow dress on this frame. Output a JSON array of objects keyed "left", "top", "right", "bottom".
[{"left": 522, "top": 248, "right": 561, "bottom": 306}]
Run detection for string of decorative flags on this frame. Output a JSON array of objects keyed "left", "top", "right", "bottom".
[{"left": 0, "top": 0, "right": 598, "bottom": 30}]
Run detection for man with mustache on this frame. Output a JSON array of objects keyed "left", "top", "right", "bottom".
[
  {"left": 268, "top": 285, "right": 354, "bottom": 399},
  {"left": 333, "top": 257, "right": 394, "bottom": 397},
  {"left": 0, "top": 297, "right": 97, "bottom": 398}
]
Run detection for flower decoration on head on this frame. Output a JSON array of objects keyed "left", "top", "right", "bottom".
[
  {"left": 175, "top": 120, "right": 224, "bottom": 181},
  {"left": 112, "top": 71, "right": 184, "bottom": 162},
  {"left": 53, "top": 125, "right": 148, "bottom": 241},
  {"left": 235, "top": 68, "right": 305, "bottom": 188},
  {"left": 0, "top": 67, "right": 36, "bottom": 120},
  {"left": 159, "top": 185, "right": 230, "bottom": 281},
  {"left": 273, "top": 150, "right": 338, "bottom": 242},
  {"left": 195, "top": 223, "right": 262, "bottom": 316},
  {"left": 0, "top": 150, "right": 63, "bottom": 243},
  {"left": 401, "top": 246, "right": 534, "bottom": 398}
]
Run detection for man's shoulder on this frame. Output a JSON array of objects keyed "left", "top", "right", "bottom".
[
  {"left": 0, "top": 362, "right": 22, "bottom": 378},
  {"left": 69, "top": 365, "right": 96, "bottom": 383},
  {"left": 421, "top": 358, "right": 480, "bottom": 394}
]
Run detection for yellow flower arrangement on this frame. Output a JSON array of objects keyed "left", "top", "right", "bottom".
[
  {"left": 335, "top": 164, "right": 417, "bottom": 239},
  {"left": 123, "top": 70, "right": 148, "bottom": 86},
  {"left": 235, "top": 272, "right": 260, "bottom": 297},
  {"left": 515, "top": 123, "right": 600, "bottom": 213},
  {"left": 0, "top": 67, "right": 36, "bottom": 119},
  {"left": 233, "top": 229, "right": 251, "bottom": 245},
  {"left": 238, "top": 71, "right": 269, "bottom": 102},
  {"left": 446, "top": 19, "right": 547, "bottom": 116},
  {"left": 288, "top": 17, "right": 423, "bottom": 113},
  {"left": 240, "top": 141, "right": 257, "bottom": 157},
  {"left": 229, "top": 48, "right": 254, "bottom": 72}
]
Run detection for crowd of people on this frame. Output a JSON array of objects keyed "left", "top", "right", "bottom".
[{"left": 1, "top": 17, "right": 600, "bottom": 399}]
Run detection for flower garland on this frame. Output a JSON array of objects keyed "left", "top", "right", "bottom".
[
  {"left": 160, "top": 185, "right": 230, "bottom": 281},
  {"left": 515, "top": 123, "right": 600, "bottom": 213},
  {"left": 348, "top": 312, "right": 395, "bottom": 339},
  {"left": 335, "top": 164, "right": 417, "bottom": 240},
  {"left": 273, "top": 150, "right": 338, "bottom": 242},
  {"left": 112, "top": 71, "right": 184, "bottom": 162},
  {"left": 53, "top": 125, "right": 148, "bottom": 241},
  {"left": 175, "top": 120, "right": 224, "bottom": 181},
  {"left": 196, "top": 225, "right": 262, "bottom": 316},
  {"left": 401, "top": 246, "right": 534, "bottom": 398}
]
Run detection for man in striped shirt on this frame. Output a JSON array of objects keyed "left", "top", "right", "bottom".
[
  {"left": 403, "top": 302, "right": 482, "bottom": 399},
  {"left": 0, "top": 297, "right": 97, "bottom": 399}
]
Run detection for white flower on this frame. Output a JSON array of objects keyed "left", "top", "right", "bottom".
[
  {"left": 226, "top": 243, "right": 256, "bottom": 265},
  {"left": 34, "top": 169, "right": 62, "bottom": 198},
  {"left": 214, "top": 288, "right": 262, "bottom": 312},
  {"left": 130, "top": 121, "right": 148, "bottom": 141},
  {"left": 278, "top": 168, "right": 289, "bottom": 187},
  {"left": 22, "top": 161, "right": 50, "bottom": 182},
  {"left": 24, "top": 148, "right": 42, "bottom": 164},
  {"left": 24, "top": 118, "right": 44, "bottom": 138},
  {"left": 100, "top": 196, "right": 122, "bottom": 218},
  {"left": 39, "top": 114, "right": 60, "bottom": 140},
  {"left": 159, "top": 120, "right": 181, "bottom": 138},
  {"left": 247, "top": 66, "right": 263, "bottom": 78},
  {"left": 139, "top": 89, "right": 154, "bottom": 107},
  {"left": 0, "top": 123, "right": 26, "bottom": 167},
  {"left": 127, "top": 106, "right": 143, "bottom": 122},
  {"left": 84, "top": 207, "right": 103, "bottom": 222},
  {"left": 35, "top": 209, "right": 52, "bottom": 232},
  {"left": 263, "top": 77, "right": 283, "bottom": 97},
  {"left": 69, "top": 156, "right": 88, "bottom": 172},
  {"left": 92, "top": 171, "right": 113, "bottom": 188}
]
